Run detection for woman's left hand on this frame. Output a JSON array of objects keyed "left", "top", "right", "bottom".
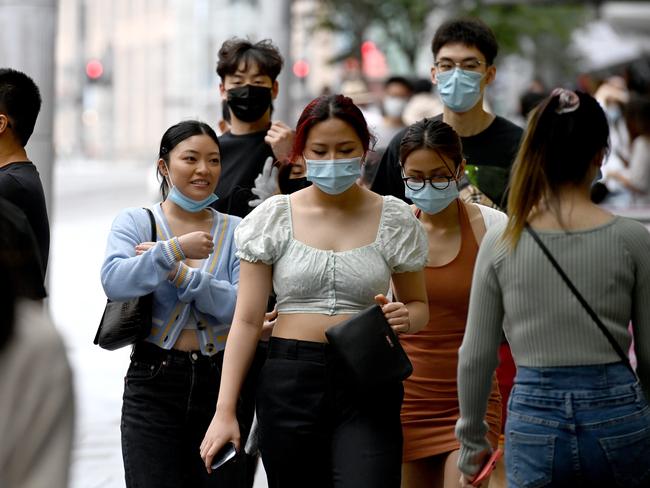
[
  {"left": 374, "top": 294, "right": 410, "bottom": 334},
  {"left": 460, "top": 473, "right": 476, "bottom": 487}
]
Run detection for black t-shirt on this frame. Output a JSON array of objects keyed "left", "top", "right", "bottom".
[
  {"left": 212, "top": 129, "right": 274, "bottom": 218},
  {"left": 0, "top": 196, "right": 46, "bottom": 298},
  {"left": 371, "top": 115, "right": 523, "bottom": 208},
  {"left": 0, "top": 162, "right": 50, "bottom": 274}
]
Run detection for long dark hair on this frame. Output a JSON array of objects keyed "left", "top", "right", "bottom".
[
  {"left": 156, "top": 120, "right": 221, "bottom": 198},
  {"left": 504, "top": 89, "right": 609, "bottom": 247},
  {"left": 290, "top": 94, "right": 375, "bottom": 162}
]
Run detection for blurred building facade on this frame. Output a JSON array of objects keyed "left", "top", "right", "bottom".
[
  {"left": 55, "top": 0, "right": 339, "bottom": 161},
  {"left": 54, "top": 1, "right": 650, "bottom": 161}
]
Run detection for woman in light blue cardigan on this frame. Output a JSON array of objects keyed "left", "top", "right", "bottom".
[{"left": 100, "top": 121, "right": 241, "bottom": 488}]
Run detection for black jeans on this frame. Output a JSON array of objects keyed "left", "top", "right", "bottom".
[
  {"left": 121, "top": 341, "right": 242, "bottom": 488},
  {"left": 257, "top": 337, "right": 404, "bottom": 488}
]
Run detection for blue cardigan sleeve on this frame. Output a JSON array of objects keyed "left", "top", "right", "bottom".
[{"left": 100, "top": 208, "right": 181, "bottom": 301}]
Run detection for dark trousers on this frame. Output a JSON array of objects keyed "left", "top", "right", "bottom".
[
  {"left": 257, "top": 337, "right": 404, "bottom": 488},
  {"left": 121, "top": 341, "right": 242, "bottom": 488}
]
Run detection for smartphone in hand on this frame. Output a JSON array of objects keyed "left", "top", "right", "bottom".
[
  {"left": 210, "top": 442, "right": 237, "bottom": 471},
  {"left": 470, "top": 448, "right": 503, "bottom": 486}
]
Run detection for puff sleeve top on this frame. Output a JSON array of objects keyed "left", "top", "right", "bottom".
[{"left": 235, "top": 194, "right": 428, "bottom": 315}]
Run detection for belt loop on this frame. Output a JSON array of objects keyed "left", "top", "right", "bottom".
[{"left": 540, "top": 369, "right": 549, "bottom": 389}]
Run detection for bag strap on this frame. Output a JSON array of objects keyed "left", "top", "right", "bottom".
[
  {"left": 144, "top": 207, "right": 156, "bottom": 242},
  {"left": 525, "top": 224, "right": 636, "bottom": 376}
]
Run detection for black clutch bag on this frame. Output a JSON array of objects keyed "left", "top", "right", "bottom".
[
  {"left": 325, "top": 304, "right": 413, "bottom": 387},
  {"left": 93, "top": 208, "right": 156, "bottom": 351}
]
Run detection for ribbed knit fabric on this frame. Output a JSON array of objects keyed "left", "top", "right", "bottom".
[{"left": 456, "top": 216, "right": 650, "bottom": 475}]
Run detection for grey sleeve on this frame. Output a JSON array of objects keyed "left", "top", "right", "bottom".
[
  {"left": 625, "top": 223, "right": 650, "bottom": 401},
  {"left": 456, "top": 229, "right": 505, "bottom": 476}
]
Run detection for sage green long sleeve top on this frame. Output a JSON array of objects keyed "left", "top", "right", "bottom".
[{"left": 456, "top": 216, "right": 650, "bottom": 476}]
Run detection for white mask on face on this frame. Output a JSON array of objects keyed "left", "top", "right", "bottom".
[{"left": 383, "top": 96, "right": 408, "bottom": 118}]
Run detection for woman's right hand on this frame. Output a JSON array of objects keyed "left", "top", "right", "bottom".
[
  {"left": 178, "top": 231, "right": 214, "bottom": 259},
  {"left": 200, "top": 410, "right": 240, "bottom": 474}
]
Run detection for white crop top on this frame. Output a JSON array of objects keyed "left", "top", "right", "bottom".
[{"left": 235, "top": 194, "right": 428, "bottom": 315}]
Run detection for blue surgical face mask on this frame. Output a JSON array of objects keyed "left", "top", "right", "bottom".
[
  {"left": 165, "top": 165, "right": 218, "bottom": 212},
  {"left": 405, "top": 181, "right": 459, "bottom": 215},
  {"left": 436, "top": 68, "right": 484, "bottom": 113},
  {"left": 305, "top": 157, "right": 362, "bottom": 195}
]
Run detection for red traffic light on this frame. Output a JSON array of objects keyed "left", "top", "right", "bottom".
[
  {"left": 292, "top": 59, "right": 310, "bottom": 78},
  {"left": 86, "top": 59, "right": 104, "bottom": 80},
  {"left": 361, "top": 41, "right": 377, "bottom": 56}
]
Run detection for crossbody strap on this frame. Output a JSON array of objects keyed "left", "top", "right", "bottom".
[
  {"left": 525, "top": 224, "right": 636, "bottom": 376},
  {"left": 144, "top": 207, "right": 156, "bottom": 242}
]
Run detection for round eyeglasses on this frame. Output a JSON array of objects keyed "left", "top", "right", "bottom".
[{"left": 402, "top": 175, "right": 455, "bottom": 191}]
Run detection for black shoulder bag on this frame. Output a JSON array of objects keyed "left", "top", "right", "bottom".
[
  {"left": 525, "top": 224, "right": 636, "bottom": 377},
  {"left": 94, "top": 208, "right": 156, "bottom": 350}
]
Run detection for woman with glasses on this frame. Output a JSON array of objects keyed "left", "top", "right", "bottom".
[{"left": 398, "top": 118, "right": 504, "bottom": 488}]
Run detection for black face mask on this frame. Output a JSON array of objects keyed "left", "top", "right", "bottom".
[
  {"left": 226, "top": 85, "right": 272, "bottom": 123},
  {"left": 280, "top": 177, "right": 311, "bottom": 195}
]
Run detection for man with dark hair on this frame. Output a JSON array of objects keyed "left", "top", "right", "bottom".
[
  {"left": 370, "top": 18, "right": 522, "bottom": 484},
  {"left": 210, "top": 37, "right": 293, "bottom": 488},
  {"left": 371, "top": 18, "right": 523, "bottom": 210},
  {"left": 213, "top": 38, "right": 293, "bottom": 218},
  {"left": 0, "top": 68, "right": 50, "bottom": 278}
]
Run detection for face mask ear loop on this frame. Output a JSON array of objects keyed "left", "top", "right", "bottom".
[
  {"left": 453, "top": 164, "right": 463, "bottom": 182},
  {"left": 163, "top": 161, "right": 175, "bottom": 188}
]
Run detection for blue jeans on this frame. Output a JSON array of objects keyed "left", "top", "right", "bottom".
[{"left": 506, "top": 362, "right": 650, "bottom": 488}]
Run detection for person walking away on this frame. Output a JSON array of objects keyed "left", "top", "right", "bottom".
[{"left": 456, "top": 89, "right": 650, "bottom": 487}]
